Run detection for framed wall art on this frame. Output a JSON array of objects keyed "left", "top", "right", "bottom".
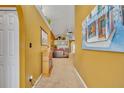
[
  {"left": 40, "top": 27, "right": 48, "bottom": 46},
  {"left": 82, "top": 5, "right": 124, "bottom": 52}
]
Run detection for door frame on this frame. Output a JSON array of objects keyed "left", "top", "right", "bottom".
[{"left": 0, "top": 7, "right": 20, "bottom": 88}]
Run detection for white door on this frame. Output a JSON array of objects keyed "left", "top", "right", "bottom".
[
  {"left": 71, "top": 42, "right": 75, "bottom": 53},
  {"left": 0, "top": 9, "right": 19, "bottom": 88}
]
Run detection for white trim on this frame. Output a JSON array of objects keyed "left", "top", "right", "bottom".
[
  {"left": 73, "top": 67, "right": 88, "bottom": 88},
  {"left": 35, "top": 5, "right": 52, "bottom": 31},
  {"left": 16, "top": 9, "right": 20, "bottom": 88},
  {"left": 32, "top": 74, "right": 42, "bottom": 88}
]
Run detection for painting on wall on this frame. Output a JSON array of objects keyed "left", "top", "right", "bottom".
[
  {"left": 82, "top": 5, "right": 124, "bottom": 52},
  {"left": 40, "top": 27, "right": 48, "bottom": 46}
]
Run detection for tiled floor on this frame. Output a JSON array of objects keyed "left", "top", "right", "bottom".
[{"left": 35, "top": 58, "right": 85, "bottom": 88}]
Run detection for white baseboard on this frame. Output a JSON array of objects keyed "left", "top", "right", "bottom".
[
  {"left": 73, "top": 67, "right": 88, "bottom": 88},
  {"left": 32, "top": 74, "right": 42, "bottom": 88}
]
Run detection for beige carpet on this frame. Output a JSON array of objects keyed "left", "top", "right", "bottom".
[{"left": 35, "top": 58, "right": 84, "bottom": 88}]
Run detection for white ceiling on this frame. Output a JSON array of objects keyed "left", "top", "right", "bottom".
[{"left": 42, "top": 5, "right": 75, "bottom": 37}]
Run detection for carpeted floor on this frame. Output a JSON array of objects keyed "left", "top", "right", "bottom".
[{"left": 34, "top": 58, "right": 84, "bottom": 88}]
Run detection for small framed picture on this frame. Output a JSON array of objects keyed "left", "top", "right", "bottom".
[{"left": 40, "top": 26, "right": 48, "bottom": 46}]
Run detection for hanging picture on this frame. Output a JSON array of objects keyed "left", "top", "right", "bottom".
[
  {"left": 40, "top": 27, "right": 48, "bottom": 46},
  {"left": 82, "top": 5, "right": 124, "bottom": 52}
]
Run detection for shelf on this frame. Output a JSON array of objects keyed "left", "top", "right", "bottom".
[{"left": 35, "top": 5, "right": 52, "bottom": 31}]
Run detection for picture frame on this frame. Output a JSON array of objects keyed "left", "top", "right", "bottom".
[
  {"left": 40, "top": 26, "right": 48, "bottom": 46},
  {"left": 82, "top": 5, "right": 124, "bottom": 52}
]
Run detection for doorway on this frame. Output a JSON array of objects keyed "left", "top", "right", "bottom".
[
  {"left": 71, "top": 41, "right": 75, "bottom": 53},
  {"left": 0, "top": 7, "right": 19, "bottom": 88}
]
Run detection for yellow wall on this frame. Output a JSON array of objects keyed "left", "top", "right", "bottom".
[
  {"left": 74, "top": 5, "right": 124, "bottom": 88},
  {"left": 18, "top": 5, "right": 55, "bottom": 88},
  {"left": 16, "top": 6, "right": 26, "bottom": 88},
  {"left": 50, "top": 31, "right": 55, "bottom": 46},
  {"left": 15, "top": 5, "right": 55, "bottom": 88}
]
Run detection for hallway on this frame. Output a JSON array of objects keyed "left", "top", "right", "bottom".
[{"left": 35, "top": 58, "right": 84, "bottom": 88}]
